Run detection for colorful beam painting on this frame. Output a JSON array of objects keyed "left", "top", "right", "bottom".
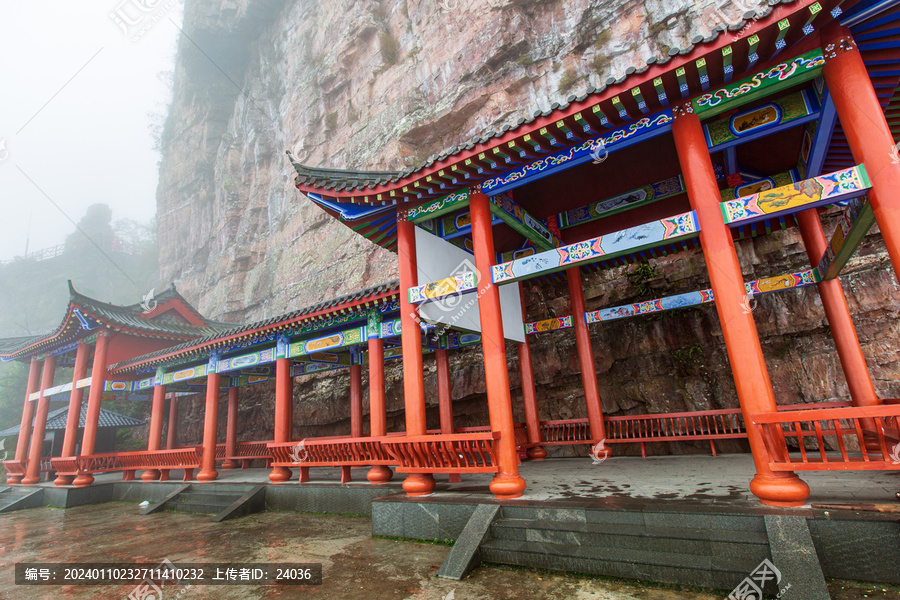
[
  {"left": 703, "top": 90, "right": 817, "bottom": 149},
  {"left": 719, "top": 171, "right": 797, "bottom": 201},
  {"left": 216, "top": 347, "right": 277, "bottom": 374},
  {"left": 488, "top": 191, "right": 562, "bottom": 250},
  {"left": 492, "top": 211, "right": 700, "bottom": 285},
  {"left": 816, "top": 196, "right": 875, "bottom": 280},
  {"left": 163, "top": 364, "right": 208, "bottom": 385},
  {"left": 693, "top": 48, "right": 825, "bottom": 118},
  {"left": 288, "top": 326, "right": 367, "bottom": 357},
  {"left": 524, "top": 316, "right": 573, "bottom": 335},
  {"left": 408, "top": 190, "right": 469, "bottom": 223},
  {"left": 408, "top": 272, "right": 477, "bottom": 305},
  {"left": 581, "top": 270, "right": 820, "bottom": 325},
  {"left": 480, "top": 109, "right": 673, "bottom": 195},
  {"left": 379, "top": 318, "right": 402, "bottom": 338},
  {"left": 720, "top": 165, "right": 871, "bottom": 226},
  {"left": 558, "top": 175, "right": 686, "bottom": 229}
]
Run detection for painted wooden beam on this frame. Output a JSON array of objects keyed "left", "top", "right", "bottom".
[
  {"left": 407, "top": 189, "right": 469, "bottom": 224},
  {"left": 719, "top": 170, "right": 797, "bottom": 201},
  {"left": 693, "top": 48, "right": 825, "bottom": 119},
  {"left": 488, "top": 191, "right": 562, "bottom": 250},
  {"left": 816, "top": 196, "right": 876, "bottom": 279},
  {"left": 580, "top": 270, "right": 820, "bottom": 325},
  {"left": 480, "top": 109, "right": 674, "bottom": 196},
  {"left": 288, "top": 326, "right": 367, "bottom": 358},
  {"left": 408, "top": 272, "right": 477, "bottom": 306},
  {"left": 703, "top": 90, "right": 819, "bottom": 151},
  {"left": 216, "top": 346, "right": 277, "bottom": 374},
  {"left": 524, "top": 315, "right": 573, "bottom": 335},
  {"left": 558, "top": 175, "right": 686, "bottom": 229},
  {"left": 492, "top": 211, "right": 700, "bottom": 285},
  {"left": 720, "top": 165, "right": 871, "bottom": 226}
]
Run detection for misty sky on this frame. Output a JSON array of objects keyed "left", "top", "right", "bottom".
[{"left": 0, "top": 2, "right": 183, "bottom": 261}]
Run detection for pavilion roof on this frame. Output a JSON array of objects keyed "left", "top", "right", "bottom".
[
  {"left": 289, "top": 0, "right": 899, "bottom": 254},
  {"left": 0, "top": 281, "right": 232, "bottom": 362},
  {"left": 0, "top": 404, "right": 145, "bottom": 437},
  {"left": 107, "top": 280, "right": 400, "bottom": 374}
]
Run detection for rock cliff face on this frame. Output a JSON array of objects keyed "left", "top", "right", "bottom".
[{"left": 157, "top": 0, "right": 900, "bottom": 451}]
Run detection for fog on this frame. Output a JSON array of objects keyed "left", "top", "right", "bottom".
[{"left": 0, "top": 1, "right": 183, "bottom": 261}]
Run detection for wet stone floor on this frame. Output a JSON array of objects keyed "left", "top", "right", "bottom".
[{"left": 0, "top": 503, "right": 898, "bottom": 600}]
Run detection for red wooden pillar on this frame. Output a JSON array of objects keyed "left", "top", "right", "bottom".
[
  {"left": 74, "top": 331, "right": 110, "bottom": 487},
  {"left": 797, "top": 210, "right": 879, "bottom": 408},
  {"left": 672, "top": 104, "right": 809, "bottom": 506},
  {"left": 222, "top": 387, "right": 240, "bottom": 469},
  {"left": 517, "top": 284, "right": 546, "bottom": 460},
  {"left": 141, "top": 384, "right": 167, "bottom": 481},
  {"left": 22, "top": 355, "right": 57, "bottom": 485},
  {"left": 436, "top": 347, "right": 462, "bottom": 483},
  {"left": 397, "top": 210, "right": 435, "bottom": 496},
  {"left": 197, "top": 368, "right": 221, "bottom": 483},
  {"left": 55, "top": 343, "right": 90, "bottom": 485},
  {"left": 269, "top": 356, "right": 293, "bottom": 482},
  {"left": 8, "top": 358, "right": 42, "bottom": 484},
  {"left": 166, "top": 394, "right": 179, "bottom": 449},
  {"left": 822, "top": 26, "right": 900, "bottom": 280},
  {"left": 366, "top": 335, "right": 393, "bottom": 483},
  {"left": 470, "top": 191, "right": 526, "bottom": 499},
  {"left": 566, "top": 266, "right": 609, "bottom": 448},
  {"left": 350, "top": 364, "right": 363, "bottom": 438}
]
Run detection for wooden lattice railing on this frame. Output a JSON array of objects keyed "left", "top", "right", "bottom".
[
  {"left": 51, "top": 448, "right": 202, "bottom": 482},
  {"left": 268, "top": 437, "right": 395, "bottom": 467},
  {"left": 535, "top": 402, "right": 854, "bottom": 457},
  {"left": 381, "top": 432, "right": 500, "bottom": 474},
  {"left": 752, "top": 402, "right": 900, "bottom": 471}
]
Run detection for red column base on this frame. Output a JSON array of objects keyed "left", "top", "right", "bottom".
[
  {"left": 268, "top": 467, "right": 291, "bottom": 483},
  {"left": 489, "top": 474, "right": 527, "bottom": 499},
  {"left": 53, "top": 475, "right": 74, "bottom": 486},
  {"left": 197, "top": 469, "right": 219, "bottom": 482},
  {"left": 6, "top": 476, "right": 23, "bottom": 485},
  {"left": 20, "top": 476, "right": 40, "bottom": 486},
  {"left": 750, "top": 473, "right": 810, "bottom": 507},
  {"left": 72, "top": 474, "right": 95, "bottom": 487},
  {"left": 221, "top": 460, "right": 238, "bottom": 470},
  {"left": 526, "top": 446, "right": 548, "bottom": 460},
  {"left": 140, "top": 469, "right": 161, "bottom": 482},
  {"left": 402, "top": 473, "right": 435, "bottom": 497},
  {"left": 366, "top": 466, "right": 393, "bottom": 483}
]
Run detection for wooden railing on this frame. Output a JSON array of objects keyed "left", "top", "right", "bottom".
[
  {"left": 269, "top": 436, "right": 395, "bottom": 483},
  {"left": 382, "top": 432, "right": 500, "bottom": 474},
  {"left": 51, "top": 448, "right": 202, "bottom": 482},
  {"left": 2, "top": 460, "right": 25, "bottom": 476},
  {"left": 535, "top": 402, "right": 854, "bottom": 457},
  {"left": 752, "top": 403, "right": 900, "bottom": 472}
]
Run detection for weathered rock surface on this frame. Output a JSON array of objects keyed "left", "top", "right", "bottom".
[{"left": 157, "top": 0, "right": 900, "bottom": 451}]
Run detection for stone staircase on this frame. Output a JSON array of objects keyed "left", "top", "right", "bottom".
[
  {"left": 151, "top": 484, "right": 266, "bottom": 522},
  {"left": 478, "top": 505, "right": 773, "bottom": 592},
  {"left": 0, "top": 486, "right": 44, "bottom": 513}
]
